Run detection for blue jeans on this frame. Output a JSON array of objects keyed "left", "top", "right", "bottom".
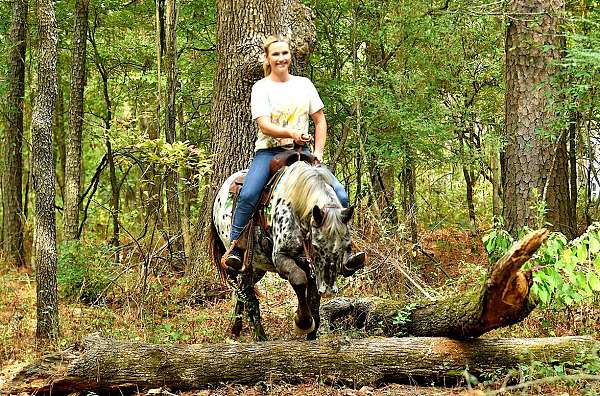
[{"left": 230, "top": 147, "right": 349, "bottom": 241}]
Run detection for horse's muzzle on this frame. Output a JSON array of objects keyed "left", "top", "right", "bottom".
[{"left": 318, "top": 282, "right": 338, "bottom": 296}]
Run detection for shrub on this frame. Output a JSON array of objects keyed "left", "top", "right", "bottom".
[{"left": 57, "top": 240, "right": 116, "bottom": 304}]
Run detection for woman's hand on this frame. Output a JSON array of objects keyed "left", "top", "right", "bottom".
[
  {"left": 313, "top": 150, "right": 323, "bottom": 163},
  {"left": 290, "top": 129, "right": 312, "bottom": 145}
]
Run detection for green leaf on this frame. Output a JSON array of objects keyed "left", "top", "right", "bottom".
[
  {"left": 589, "top": 235, "right": 600, "bottom": 254},
  {"left": 589, "top": 272, "right": 600, "bottom": 292},
  {"left": 576, "top": 243, "right": 588, "bottom": 262},
  {"left": 594, "top": 255, "right": 600, "bottom": 272},
  {"left": 537, "top": 285, "right": 550, "bottom": 305}
]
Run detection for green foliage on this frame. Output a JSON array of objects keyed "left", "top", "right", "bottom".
[
  {"left": 392, "top": 302, "right": 417, "bottom": 336},
  {"left": 131, "top": 138, "right": 212, "bottom": 175},
  {"left": 518, "top": 349, "right": 600, "bottom": 382},
  {"left": 153, "top": 323, "right": 191, "bottom": 344},
  {"left": 57, "top": 240, "right": 117, "bottom": 304},
  {"left": 529, "top": 227, "right": 600, "bottom": 307},
  {"left": 483, "top": 224, "right": 600, "bottom": 308},
  {"left": 482, "top": 227, "right": 514, "bottom": 264}
]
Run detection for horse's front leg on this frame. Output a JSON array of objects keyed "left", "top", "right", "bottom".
[
  {"left": 306, "top": 272, "right": 321, "bottom": 340},
  {"left": 274, "top": 253, "right": 314, "bottom": 334}
]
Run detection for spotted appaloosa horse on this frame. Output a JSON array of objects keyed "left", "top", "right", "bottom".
[{"left": 210, "top": 161, "right": 362, "bottom": 340}]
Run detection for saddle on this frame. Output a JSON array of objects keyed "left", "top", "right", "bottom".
[{"left": 228, "top": 149, "right": 318, "bottom": 250}]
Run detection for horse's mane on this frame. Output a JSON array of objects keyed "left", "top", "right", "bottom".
[{"left": 273, "top": 162, "right": 345, "bottom": 236}]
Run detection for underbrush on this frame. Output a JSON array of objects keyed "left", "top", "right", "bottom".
[{"left": 2, "top": 224, "right": 600, "bottom": 395}]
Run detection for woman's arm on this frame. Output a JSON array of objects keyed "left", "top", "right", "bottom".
[
  {"left": 256, "top": 116, "right": 311, "bottom": 144},
  {"left": 311, "top": 109, "right": 327, "bottom": 162}
]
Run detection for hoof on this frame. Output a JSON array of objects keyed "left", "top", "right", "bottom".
[
  {"left": 293, "top": 314, "right": 315, "bottom": 335},
  {"left": 342, "top": 252, "right": 365, "bottom": 277}
]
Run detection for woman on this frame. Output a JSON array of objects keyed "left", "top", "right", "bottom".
[{"left": 223, "top": 35, "right": 361, "bottom": 271}]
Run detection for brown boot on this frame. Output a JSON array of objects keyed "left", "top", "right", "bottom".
[{"left": 221, "top": 241, "right": 243, "bottom": 273}]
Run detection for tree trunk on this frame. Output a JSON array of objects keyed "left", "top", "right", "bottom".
[
  {"left": 164, "top": 0, "right": 185, "bottom": 271},
  {"left": 568, "top": 113, "right": 578, "bottom": 228},
  {"left": 189, "top": 0, "right": 316, "bottom": 273},
  {"left": 490, "top": 149, "right": 501, "bottom": 222},
  {"left": 53, "top": 75, "right": 66, "bottom": 204},
  {"left": 545, "top": 131, "right": 573, "bottom": 237},
  {"left": 503, "top": 0, "right": 574, "bottom": 237},
  {"left": 148, "top": 0, "right": 165, "bottom": 235},
  {"left": 64, "top": 0, "right": 89, "bottom": 241},
  {"left": 90, "top": 17, "right": 120, "bottom": 248},
  {"left": 321, "top": 229, "right": 548, "bottom": 338},
  {"left": 32, "top": 0, "right": 59, "bottom": 341},
  {"left": 3, "top": 0, "right": 27, "bottom": 266},
  {"left": 405, "top": 157, "right": 418, "bottom": 245},
  {"left": 178, "top": 103, "right": 193, "bottom": 260},
  {"left": 7, "top": 334, "right": 597, "bottom": 394}
]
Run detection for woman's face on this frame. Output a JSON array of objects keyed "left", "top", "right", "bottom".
[{"left": 266, "top": 41, "right": 291, "bottom": 75}]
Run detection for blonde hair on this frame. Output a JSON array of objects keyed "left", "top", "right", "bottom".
[{"left": 263, "top": 35, "right": 290, "bottom": 77}]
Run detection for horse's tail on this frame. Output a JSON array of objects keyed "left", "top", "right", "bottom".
[{"left": 208, "top": 219, "right": 228, "bottom": 285}]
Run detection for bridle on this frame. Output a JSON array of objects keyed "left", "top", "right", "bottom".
[{"left": 301, "top": 204, "right": 340, "bottom": 271}]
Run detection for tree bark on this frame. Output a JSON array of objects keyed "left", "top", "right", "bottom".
[
  {"left": 568, "top": 113, "right": 578, "bottom": 227},
  {"left": 64, "top": 0, "right": 89, "bottom": 241},
  {"left": 7, "top": 334, "right": 597, "bottom": 394},
  {"left": 321, "top": 229, "right": 548, "bottom": 338},
  {"left": 164, "top": 0, "right": 185, "bottom": 271},
  {"left": 32, "top": 0, "right": 59, "bottom": 340},
  {"left": 503, "top": 0, "right": 574, "bottom": 237},
  {"left": 189, "top": 0, "right": 316, "bottom": 273},
  {"left": 490, "top": 149, "right": 501, "bottom": 222},
  {"left": 3, "top": 0, "right": 28, "bottom": 266}
]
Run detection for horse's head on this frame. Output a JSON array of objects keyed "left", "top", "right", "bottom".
[{"left": 310, "top": 205, "right": 355, "bottom": 295}]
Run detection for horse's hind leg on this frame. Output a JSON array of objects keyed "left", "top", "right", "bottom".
[
  {"left": 240, "top": 269, "right": 267, "bottom": 341},
  {"left": 306, "top": 272, "right": 321, "bottom": 340},
  {"left": 230, "top": 295, "right": 244, "bottom": 338}
]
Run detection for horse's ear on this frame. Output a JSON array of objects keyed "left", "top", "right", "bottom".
[
  {"left": 312, "top": 205, "right": 325, "bottom": 227},
  {"left": 341, "top": 206, "right": 355, "bottom": 224}
]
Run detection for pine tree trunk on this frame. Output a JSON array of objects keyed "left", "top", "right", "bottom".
[
  {"left": 64, "top": 0, "right": 89, "bottom": 241},
  {"left": 189, "top": 0, "right": 316, "bottom": 273},
  {"left": 503, "top": 0, "right": 573, "bottom": 237},
  {"left": 164, "top": 0, "right": 185, "bottom": 271},
  {"left": 490, "top": 150, "right": 501, "bottom": 221},
  {"left": 32, "top": 0, "right": 59, "bottom": 340},
  {"left": 3, "top": 0, "right": 27, "bottom": 266}
]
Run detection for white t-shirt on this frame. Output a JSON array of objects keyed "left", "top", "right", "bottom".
[{"left": 251, "top": 75, "right": 324, "bottom": 152}]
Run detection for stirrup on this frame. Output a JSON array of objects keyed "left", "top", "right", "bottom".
[{"left": 221, "top": 241, "right": 243, "bottom": 273}]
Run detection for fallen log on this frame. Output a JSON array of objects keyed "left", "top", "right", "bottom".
[
  {"left": 7, "top": 334, "right": 598, "bottom": 395},
  {"left": 321, "top": 229, "right": 549, "bottom": 338}
]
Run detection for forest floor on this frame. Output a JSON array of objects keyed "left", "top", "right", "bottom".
[{"left": 1, "top": 227, "right": 599, "bottom": 395}]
